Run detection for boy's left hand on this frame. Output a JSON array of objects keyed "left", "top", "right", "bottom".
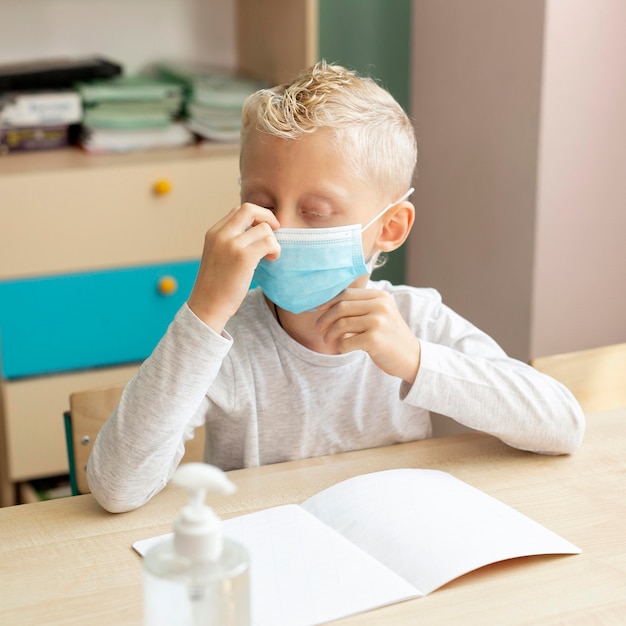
[{"left": 315, "top": 289, "right": 421, "bottom": 385}]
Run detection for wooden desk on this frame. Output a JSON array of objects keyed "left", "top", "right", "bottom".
[{"left": 1, "top": 408, "right": 624, "bottom": 625}]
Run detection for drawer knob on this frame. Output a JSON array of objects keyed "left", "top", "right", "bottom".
[
  {"left": 153, "top": 179, "right": 172, "bottom": 195},
  {"left": 157, "top": 275, "right": 178, "bottom": 296}
]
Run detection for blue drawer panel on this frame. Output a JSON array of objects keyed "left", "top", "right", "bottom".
[{"left": 0, "top": 261, "right": 199, "bottom": 379}]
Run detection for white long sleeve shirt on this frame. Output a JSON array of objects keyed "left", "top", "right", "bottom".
[{"left": 87, "top": 281, "right": 584, "bottom": 512}]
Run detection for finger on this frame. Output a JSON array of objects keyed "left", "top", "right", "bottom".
[
  {"left": 238, "top": 221, "right": 282, "bottom": 262},
  {"left": 316, "top": 294, "right": 385, "bottom": 332},
  {"left": 317, "top": 288, "right": 377, "bottom": 311},
  {"left": 243, "top": 202, "right": 281, "bottom": 229},
  {"left": 335, "top": 331, "right": 367, "bottom": 355},
  {"left": 218, "top": 202, "right": 280, "bottom": 237},
  {"left": 209, "top": 209, "right": 280, "bottom": 263},
  {"left": 323, "top": 319, "right": 370, "bottom": 347}
]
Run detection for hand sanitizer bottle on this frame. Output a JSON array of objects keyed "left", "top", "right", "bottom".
[{"left": 143, "top": 463, "right": 250, "bottom": 626}]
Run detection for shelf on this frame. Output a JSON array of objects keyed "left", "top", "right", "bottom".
[{"left": 0, "top": 141, "right": 240, "bottom": 177}]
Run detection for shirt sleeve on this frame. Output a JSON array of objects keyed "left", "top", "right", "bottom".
[
  {"left": 87, "top": 304, "right": 232, "bottom": 512},
  {"left": 399, "top": 294, "right": 585, "bottom": 455}
]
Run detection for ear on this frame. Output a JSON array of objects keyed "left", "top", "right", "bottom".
[{"left": 374, "top": 201, "right": 415, "bottom": 252}]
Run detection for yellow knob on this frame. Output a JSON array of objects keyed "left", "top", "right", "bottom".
[
  {"left": 153, "top": 179, "right": 172, "bottom": 195},
  {"left": 157, "top": 275, "right": 178, "bottom": 296}
]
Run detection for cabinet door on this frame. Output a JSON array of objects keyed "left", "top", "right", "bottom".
[
  {"left": 3, "top": 365, "right": 139, "bottom": 481},
  {"left": 0, "top": 260, "right": 198, "bottom": 378},
  {"left": 0, "top": 151, "right": 240, "bottom": 279}
]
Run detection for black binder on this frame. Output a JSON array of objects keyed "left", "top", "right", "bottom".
[{"left": 0, "top": 57, "right": 122, "bottom": 92}]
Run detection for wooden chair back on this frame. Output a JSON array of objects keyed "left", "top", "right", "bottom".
[
  {"left": 66, "top": 384, "right": 205, "bottom": 495},
  {"left": 531, "top": 342, "right": 626, "bottom": 413}
]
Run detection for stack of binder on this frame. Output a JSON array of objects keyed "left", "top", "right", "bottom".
[
  {"left": 0, "top": 56, "right": 121, "bottom": 154},
  {"left": 158, "top": 62, "right": 268, "bottom": 143},
  {"left": 0, "top": 89, "right": 82, "bottom": 154},
  {"left": 77, "top": 76, "right": 194, "bottom": 154}
]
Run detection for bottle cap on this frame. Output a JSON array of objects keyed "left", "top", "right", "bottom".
[{"left": 171, "top": 463, "right": 236, "bottom": 561}]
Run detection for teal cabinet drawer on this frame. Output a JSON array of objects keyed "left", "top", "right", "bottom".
[{"left": 0, "top": 261, "right": 199, "bottom": 379}]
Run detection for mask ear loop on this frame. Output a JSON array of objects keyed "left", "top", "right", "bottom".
[
  {"left": 361, "top": 187, "right": 414, "bottom": 272},
  {"left": 361, "top": 188, "right": 414, "bottom": 232}
]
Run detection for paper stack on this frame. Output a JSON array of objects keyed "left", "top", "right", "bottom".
[
  {"left": 77, "top": 76, "right": 194, "bottom": 154},
  {"left": 0, "top": 56, "right": 121, "bottom": 154},
  {"left": 159, "top": 62, "right": 269, "bottom": 143}
]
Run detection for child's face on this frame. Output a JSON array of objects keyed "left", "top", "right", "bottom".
[{"left": 240, "top": 127, "right": 385, "bottom": 255}]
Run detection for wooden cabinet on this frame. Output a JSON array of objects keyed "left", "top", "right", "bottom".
[
  {"left": 0, "top": 0, "right": 411, "bottom": 504},
  {"left": 0, "top": 145, "right": 240, "bottom": 504},
  {"left": 0, "top": 147, "right": 239, "bottom": 278}
]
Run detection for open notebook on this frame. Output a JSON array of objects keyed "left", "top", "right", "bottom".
[{"left": 133, "top": 468, "right": 580, "bottom": 626}]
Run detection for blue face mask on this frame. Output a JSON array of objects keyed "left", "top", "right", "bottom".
[{"left": 252, "top": 189, "right": 413, "bottom": 314}]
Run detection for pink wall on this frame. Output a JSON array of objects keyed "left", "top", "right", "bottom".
[
  {"left": 409, "top": 0, "right": 626, "bottom": 361},
  {"left": 531, "top": 0, "right": 626, "bottom": 356},
  {"left": 409, "top": 0, "right": 545, "bottom": 360}
]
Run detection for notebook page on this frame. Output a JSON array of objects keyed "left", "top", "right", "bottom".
[
  {"left": 226, "top": 505, "right": 420, "bottom": 625},
  {"left": 301, "top": 468, "right": 581, "bottom": 595},
  {"left": 134, "top": 504, "right": 421, "bottom": 626}
]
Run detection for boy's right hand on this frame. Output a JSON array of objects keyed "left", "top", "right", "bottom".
[{"left": 187, "top": 203, "right": 280, "bottom": 332}]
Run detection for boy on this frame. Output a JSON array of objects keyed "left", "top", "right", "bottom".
[{"left": 88, "top": 62, "right": 584, "bottom": 513}]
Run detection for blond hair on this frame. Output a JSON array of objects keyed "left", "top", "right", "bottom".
[{"left": 241, "top": 61, "right": 417, "bottom": 196}]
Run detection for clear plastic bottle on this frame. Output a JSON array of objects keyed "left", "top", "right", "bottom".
[{"left": 143, "top": 463, "right": 250, "bottom": 626}]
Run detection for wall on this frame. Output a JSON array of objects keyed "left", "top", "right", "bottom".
[
  {"left": 409, "top": 0, "right": 626, "bottom": 361},
  {"left": 409, "top": 0, "right": 545, "bottom": 360},
  {"left": 531, "top": 0, "right": 626, "bottom": 356},
  {"left": 0, "top": 0, "right": 236, "bottom": 73}
]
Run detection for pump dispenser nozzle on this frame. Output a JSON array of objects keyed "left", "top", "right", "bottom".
[
  {"left": 144, "top": 463, "right": 250, "bottom": 626},
  {"left": 172, "top": 463, "right": 236, "bottom": 562}
]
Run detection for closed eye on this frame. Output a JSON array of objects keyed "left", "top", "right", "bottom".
[{"left": 301, "top": 208, "right": 332, "bottom": 221}]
